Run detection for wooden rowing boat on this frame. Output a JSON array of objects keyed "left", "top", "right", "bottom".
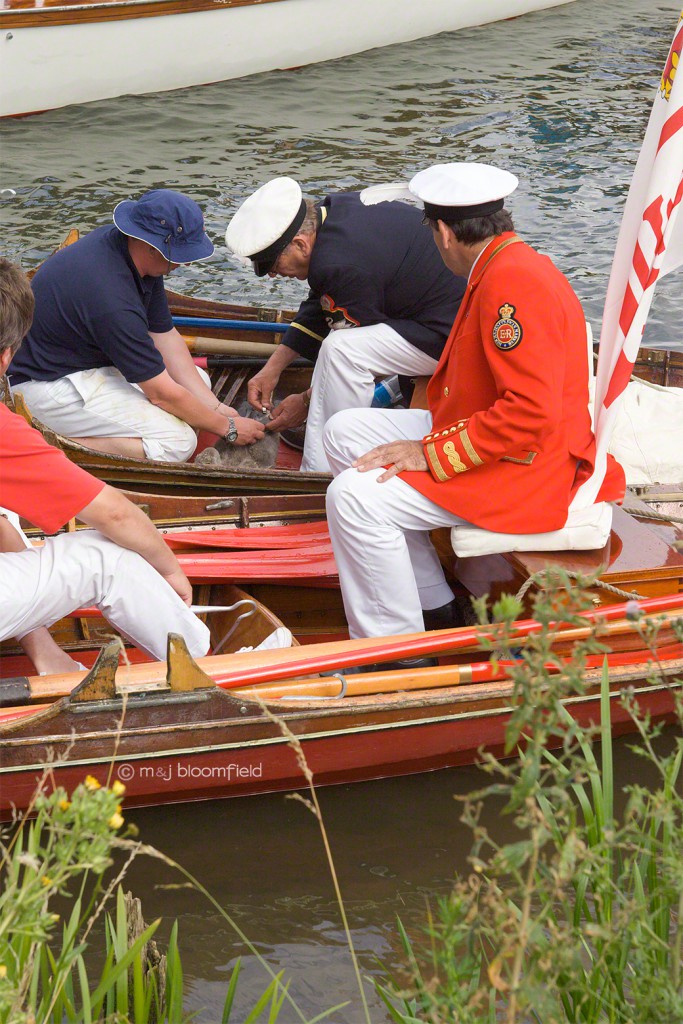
[
  {"left": 1, "top": 594, "right": 681, "bottom": 817},
  {"left": 0, "top": 0, "right": 579, "bottom": 118},
  {"left": 9, "top": 385, "right": 330, "bottom": 496},
  {"left": 2, "top": 496, "right": 683, "bottom": 816}
]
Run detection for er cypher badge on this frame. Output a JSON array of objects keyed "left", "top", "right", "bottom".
[{"left": 492, "top": 303, "right": 523, "bottom": 351}]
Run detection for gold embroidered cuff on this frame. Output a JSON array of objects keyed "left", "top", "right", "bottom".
[
  {"left": 425, "top": 442, "right": 450, "bottom": 482},
  {"left": 442, "top": 441, "right": 468, "bottom": 474},
  {"left": 459, "top": 428, "right": 483, "bottom": 467}
]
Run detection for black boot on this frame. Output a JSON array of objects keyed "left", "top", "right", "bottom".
[{"left": 422, "top": 599, "right": 464, "bottom": 631}]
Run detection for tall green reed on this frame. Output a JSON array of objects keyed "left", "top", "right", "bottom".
[
  {"left": 0, "top": 778, "right": 330, "bottom": 1023},
  {"left": 379, "top": 576, "right": 683, "bottom": 1023}
]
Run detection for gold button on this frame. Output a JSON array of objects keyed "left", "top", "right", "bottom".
[{"left": 444, "top": 386, "right": 449, "bottom": 397}]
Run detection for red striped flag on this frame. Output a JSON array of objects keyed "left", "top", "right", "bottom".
[{"left": 572, "top": 9, "right": 683, "bottom": 509}]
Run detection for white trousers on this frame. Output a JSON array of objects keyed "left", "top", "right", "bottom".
[
  {"left": 323, "top": 407, "right": 472, "bottom": 639},
  {"left": 301, "top": 323, "right": 438, "bottom": 473},
  {"left": 13, "top": 366, "right": 204, "bottom": 463},
  {"left": 0, "top": 531, "right": 210, "bottom": 662}
]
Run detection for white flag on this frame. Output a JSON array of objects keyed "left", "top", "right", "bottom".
[{"left": 572, "top": 10, "right": 683, "bottom": 510}]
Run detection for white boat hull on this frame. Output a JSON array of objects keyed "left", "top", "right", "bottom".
[{"left": 1, "top": 0, "right": 578, "bottom": 117}]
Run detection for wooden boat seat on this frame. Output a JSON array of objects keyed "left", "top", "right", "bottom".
[{"left": 450, "top": 502, "right": 612, "bottom": 558}]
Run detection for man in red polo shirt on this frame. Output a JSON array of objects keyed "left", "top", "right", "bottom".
[{"left": 0, "top": 258, "right": 210, "bottom": 675}]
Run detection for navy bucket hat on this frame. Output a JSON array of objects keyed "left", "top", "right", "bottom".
[{"left": 113, "top": 189, "right": 214, "bottom": 263}]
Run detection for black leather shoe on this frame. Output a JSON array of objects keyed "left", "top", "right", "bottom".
[{"left": 422, "top": 600, "right": 465, "bottom": 631}]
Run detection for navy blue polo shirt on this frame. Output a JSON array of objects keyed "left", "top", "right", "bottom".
[
  {"left": 282, "top": 193, "right": 466, "bottom": 362},
  {"left": 9, "top": 225, "right": 170, "bottom": 386}
]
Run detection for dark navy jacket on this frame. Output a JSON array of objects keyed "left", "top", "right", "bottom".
[
  {"left": 9, "top": 226, "right": 170, "bottom": 386},
  {"left": 282, "top": 193, "right": 465, "bottom": 361}
]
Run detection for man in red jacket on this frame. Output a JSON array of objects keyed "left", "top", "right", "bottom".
[{"left": 323, "top": 163, "right": 625, "bottom": 649}]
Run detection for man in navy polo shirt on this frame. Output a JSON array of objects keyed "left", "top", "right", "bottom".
[
  {"left": 225, "top": 178, "right": 465, "bottom": 472},
  {"left": 9, "top": 190, "right": 264, "bottom": 462}
]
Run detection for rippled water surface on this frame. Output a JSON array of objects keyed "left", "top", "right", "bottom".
[
  {"left": 1, "top": 0, "right": 681, "bottom": 344},
  {"left": 1, "top": 0, "right": 682, "bottom": 1018}
]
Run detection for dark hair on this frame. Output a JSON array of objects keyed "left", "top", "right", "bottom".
[
  {"left": 0, "top": 258, "right": 34, "bottom": 355},
  {"left": 433, "top": 209, "right": 515, "bottom": 246}
]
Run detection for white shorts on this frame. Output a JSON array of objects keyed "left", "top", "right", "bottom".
[
  {"left": 301, "top": 323, "right": 439, "bottom": 473},
  {"left": 13, "top": 366, "right": 207, "bottom": 463},
  {"left": 0, "top": 531, "right": 210, "bottom": 662}
]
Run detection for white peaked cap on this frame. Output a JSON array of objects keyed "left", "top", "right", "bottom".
[
  {"left": 410, "top": 162, "right": 518, "bottom": 206},
  {"left": 225, "top": 177, "right": 307, "bottom": 276},
  {"left": 361, "top": 162, "right": 518, "bottom": 218}
]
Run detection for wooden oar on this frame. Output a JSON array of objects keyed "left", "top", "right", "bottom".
[
  {"left": 20, "top": 594, "right": 683, "bottom": 704},
  {"left": 193, "top": 356, "right": 310, "bottom": 370},
  {"left": 203, "top": 601, "right": 683, "bottom": 691},
  {"left": 5, "top": 641, "right": 683, "bottom": 723},
  {"left": 183, "top": 336, "right": 277, "bottom": 357},
  {"left": 235, "top": 643, "right": 683, "bottom": 701}
]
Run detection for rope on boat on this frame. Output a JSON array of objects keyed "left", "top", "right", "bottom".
[
  {"left": 623, "top": 504, "right": 683, "bottom": 525},
  {"left": 514, "top": 570, "right": 644, "bottom": 605}
]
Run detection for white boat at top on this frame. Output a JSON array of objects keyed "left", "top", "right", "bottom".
[{"left": 0, "top": 0, "right": 578, "bottom": 118}]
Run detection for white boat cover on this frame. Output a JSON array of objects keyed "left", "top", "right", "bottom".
[{"left": 608, "top": 376, "right": 683, "bottom": 487}]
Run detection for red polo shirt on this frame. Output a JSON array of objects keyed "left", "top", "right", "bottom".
[{"left": 0, "top": 404, "right": 104, "bottom": 534}]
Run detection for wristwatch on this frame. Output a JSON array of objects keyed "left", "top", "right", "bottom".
[{"left": 223, "top": 417, "right": 239, "bottom": 444}]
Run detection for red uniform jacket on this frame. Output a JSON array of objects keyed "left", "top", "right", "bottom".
[{"left": 400, "top": 233, "right": 625, "bottom": 533}]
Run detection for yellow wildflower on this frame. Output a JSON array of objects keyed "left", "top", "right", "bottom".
[
  {"left": 41, "top": 876, "right": 52, "bottom": 887},
  {"left": 84, "top": 775, "right": 101, "bottom": 791},
  {"left": 58, "top": 799, "right": 71, "bottom": 811},
  {"left": 112, "top": 780, "right": 126, "bottom": 796},
  {"left": 0, "top": 965, "right": 6, "bottom": 979},
  {"left": 108, "top": 812, "right": 124, "bottom": 830}
]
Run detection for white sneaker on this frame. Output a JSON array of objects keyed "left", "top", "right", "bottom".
[{"left": 237, "top": 627, "right": 293, "bottom": 654}]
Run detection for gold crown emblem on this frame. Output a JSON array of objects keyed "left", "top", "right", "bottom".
[{"left": 498, "top": 303, "right": 514, "bottom": 319}]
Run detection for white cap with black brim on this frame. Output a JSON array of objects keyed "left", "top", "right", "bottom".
[
  {"left": 360, "top": 162, "right": 518, "bottom": 222},
  {"left": 226, "top": 177, "right": 308, "bottom": 276}
]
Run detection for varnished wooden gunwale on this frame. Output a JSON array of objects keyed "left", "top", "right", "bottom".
[
  {"left": 0, "top": 0, "right": 284, "bottom": 31},
  {"left": 9, "top": 389, "right": 330, "bottom": 497},
  {"left": 0, "top": 658, "right": 679, "bottom": 814}
]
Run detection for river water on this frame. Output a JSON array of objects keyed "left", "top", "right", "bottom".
[
  {"left": 1, "top": 0, "right": 682, "bottom": 1019},
  {"left": 1, "top": 0, "right": 681, "bottom": 346}
]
